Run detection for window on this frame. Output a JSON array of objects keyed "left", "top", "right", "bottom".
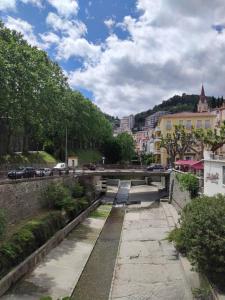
[
  {"left": 205, "top": 120, "right": 211, "bottom": 129},
  {"left": 186, "top": 120, "right": 192, "bottom": 129},
  {"left": 196, "top": 120, "right": 202, "bottom": 128},
  {"left": 179, "top": 120, "right": 184, "bottom": 126},
  {"left": 166, "top": 120, "right": 172, "bottom": 130}
]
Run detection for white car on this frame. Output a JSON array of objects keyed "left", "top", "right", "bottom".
[{"left": 53, "top": 163, "right": 66, "bottom": 171}]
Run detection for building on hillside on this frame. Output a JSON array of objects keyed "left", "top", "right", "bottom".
[
  {"left": 145, "top": 111, "right": 169, "bottom": 129},
  {"left": 133, "top": 130, "right": 150, "bottom": 154},
  {"left": 197, "top": 85, "right": 209, "bottom": 113},
  {"left": 120, "top": 115, "right": 135, "bottom": 133},
  {"left": 158, "top": 111, "right": 216, "bottom": 165}
]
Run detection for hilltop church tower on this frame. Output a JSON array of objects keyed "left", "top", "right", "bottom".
[{"left": 197, "top": 85, "right": 209, "bottom": 112}]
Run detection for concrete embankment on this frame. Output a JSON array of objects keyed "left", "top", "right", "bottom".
[{"left": 1, "top": 205, "right": 111, "bottom": 300}]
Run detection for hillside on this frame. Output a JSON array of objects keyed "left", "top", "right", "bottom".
[{"left": 134, "top": 94, "right": 222, "bottom": 129}]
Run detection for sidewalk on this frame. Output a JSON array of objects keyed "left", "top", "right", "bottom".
[{"left": 110, "top": 202, "right": 193, "bottom": 300}]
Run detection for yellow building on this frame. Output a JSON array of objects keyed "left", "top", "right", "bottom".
[{"left": 158, "top": 112, "right": 216, "bottom": 166}]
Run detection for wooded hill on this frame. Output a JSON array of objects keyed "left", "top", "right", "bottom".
[{"left": 134, "top": 93, "right": 224, "bottom": 129}]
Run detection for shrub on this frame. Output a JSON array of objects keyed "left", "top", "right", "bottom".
[
  {"left": 168, "top": 194, "right": 225, "bottom": 290},
  {"left": 43, "top": 183, "right": 71, "bottom": 209},
  {"left": 176, "top": 173, "right": 199, "bottom": 198},
  {"left": 70, "top": 182, "right": 84, "bottom": 198},
  {"left": 0, "top": 211, "right": 65, "bottom": 279},
  {"left": 0, "top": 210, "right": 6, "bottom": 239}
]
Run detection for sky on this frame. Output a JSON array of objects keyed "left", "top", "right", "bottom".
[{"left": 1, "top": 0, "right": 225, "bottom": 117}]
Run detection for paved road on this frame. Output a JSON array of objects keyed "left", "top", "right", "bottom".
[{"left": 110, "top": 193, "right": 193, "bottom": 300}]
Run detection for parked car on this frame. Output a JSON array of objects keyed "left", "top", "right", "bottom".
[
  {"left": 8, "top": 167, "right": 36, "bottom": 179},
  {"left": 53, "top": 163, "right": 66, "bottom": 171},
  {"left": 35, "top": 168, "right": 53, "bottom": 177},
  {"left": 147, "top": 164, "right": 165, "bottom": 171}
]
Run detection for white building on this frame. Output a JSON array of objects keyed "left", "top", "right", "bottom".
[
  {"left": 120, "top": 115, "right": 134, "bottom": 132},
  {"left": 204, "top": 151, "right": 225, "bottom": 196},
  {"left": 145, "top": 111, "right": 168, "bottom": 129}
]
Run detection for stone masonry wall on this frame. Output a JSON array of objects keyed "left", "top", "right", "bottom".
[
  {"left": 169, "top": 171, "right": 192, "bottom": 212},
  {"left": 0, "top": 176, "right": 76, "bottom": 224}
]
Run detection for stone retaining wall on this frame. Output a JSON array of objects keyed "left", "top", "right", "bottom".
[
  {"left": 0, "top": 175, "right": 101, "bottom": 224},
  {"left": 169, "top": 171, "right": 191, "bottom": 212}
]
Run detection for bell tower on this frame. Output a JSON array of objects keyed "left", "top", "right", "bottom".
[{"left": 197, "top": 85, "right": 209, "bottom": 112}]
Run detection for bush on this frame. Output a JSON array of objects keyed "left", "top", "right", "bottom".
[
  {"left": 168, "top": 194, "right": 225, "bottom": 290},
  {"left": 176, "top": 173, "right": 199, "bottom": 198},
  {"left": 70, "top": 182, "right": 84, "bottom": 198},
  {"left": 43, "top": 183, "right": 71, "bottom": 209},
  {"left": 0, "top": 211, "right": 65, "bottom": 279},
  {"left": 0, "top": 210, "right": 6, "bottom": 239}
]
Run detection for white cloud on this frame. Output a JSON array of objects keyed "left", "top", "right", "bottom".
[
  {"left": 47, "top": 0, "right": 78, "bottom": 17},
  {"left": 5, "top": 16, "right": 46, "bottom": 49},
  {"left": 46, "top": 12, "right": 86, "bottom": 38},
  {"left": 46, "top": 12, "right": 100, "bottom": 62},
  {"left": 57, "top": 37, "right": 101, "bottom": 62},
  {"left": 39, "top": 31, "right": 60, "bottom": 47},
  {"left": 0, "top": 0, "right": 16, "bottom": 11},
  {"left": 0, "top": 0, "right": 43, "bottom": 11},
  {"left": 69, "top": 0, "right": 225, "bottom": 116},
  {"left": 20, "top": 0, "right": 43, "bottom": 7},
  {"left": 104, "top": 18, "right": 115, "bottom": 30}
]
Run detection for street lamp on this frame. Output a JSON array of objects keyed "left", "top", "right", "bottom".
[{"left": 65, "top": 126, "right": 68, "bottom": 168}]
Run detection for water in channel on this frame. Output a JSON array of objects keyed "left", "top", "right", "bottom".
[{"left": 71, "top": 181, "right": 131, "bottom": 300}]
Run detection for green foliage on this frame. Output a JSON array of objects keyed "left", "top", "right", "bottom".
[
  {"left": 168, "top": 194, "right": 225, "bottom": 290},
  {"left": 0, "top": 210, "right": 6, "bottom": 239},
  {"left": 116, "top": 133, "right": 135, "bottom": 162},
  {"left": 103, "top": 138, "right": 122, "bottom": 164},
  {"left": 0, "top": 211, "right": 65, "bottom": 278},
  {"left": 43, "top": 183, "right": 71, "bottom": 209},
  {"left": 176, "top": 173, "right": 199, "bottom": 198},
  {"left": 70, "top": 182, "right": 85, "bottom": 198},
  {"left": 141, "top": 153, "right": 155, "bottom": 165},
  {"left": 192, "top": 287, "right": 211, "bottom": 300},
  {"left": 75, "top": 149, "right": 102, "bottom": 165},
  {"left": 0, "top": 22, "right": 112, "bottom": 158},
  {"left": 160, "top": 125, "right": 197, "bottom": 166}
]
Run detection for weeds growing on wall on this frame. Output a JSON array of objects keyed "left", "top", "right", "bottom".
[
  {"left": 176, "top": 172, "right": 199, "bottom": 198},
  {"left": 0, "top": 181, "right": 91, "bottom": 279},
  {"left": 168, "top": 194, "right": 225, "bottom": 291},
  {"left": 0, "top": 210, "right": 6, "bottom": 239}
]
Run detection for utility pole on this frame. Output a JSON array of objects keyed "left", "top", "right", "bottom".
[{"left": 65, "top": 126, "right": 68, "bottom": 167}]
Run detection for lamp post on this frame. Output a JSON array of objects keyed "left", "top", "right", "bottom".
[{"left": 65, "top": 126, "right": 68, "bottom": 168}]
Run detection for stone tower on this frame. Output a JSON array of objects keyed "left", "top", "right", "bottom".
[{"left": 197, "top": 85, "right": 209, "bottom": 113}]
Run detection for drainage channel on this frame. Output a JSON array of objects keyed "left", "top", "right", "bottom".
[
  {"left": 71, "top": 206, "right": 125, "bottom": 300},
  {"left": 71, "top": 181, "right": 131, "bottom": 300},
  {"left": 114, "top": 180, "right": 131, "bottom": 205}
]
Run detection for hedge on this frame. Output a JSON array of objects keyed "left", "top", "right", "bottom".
[{"left": 168, "top": 194, "right": 225, "bottom": 291}]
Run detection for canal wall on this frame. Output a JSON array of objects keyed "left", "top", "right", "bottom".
[
  {"left": 169, "top": 171, "right": 191, "bottom": 212},
  {"left": 0, "top": 175, "right": 101, "bottom": 224}
]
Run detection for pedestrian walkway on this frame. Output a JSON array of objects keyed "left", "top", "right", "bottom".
[
  {"left": 2, "top": 205, "right": 111, "bottom": 300},
  {"left": 110, "top": 202, "right": 193, "bottom": 300}
]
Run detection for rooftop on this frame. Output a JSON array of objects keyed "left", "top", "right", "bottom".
[{"left": 160, "top": 111, "right": 215, "bottom": 119}]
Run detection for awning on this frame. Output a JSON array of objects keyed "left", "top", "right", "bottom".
[{"left": 175, "top": 160, "right": 204, "bottom": 170}]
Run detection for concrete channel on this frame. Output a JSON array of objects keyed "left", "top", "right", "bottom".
[{"left": 1, "top": 180, "right": 176, "bottom": 300}]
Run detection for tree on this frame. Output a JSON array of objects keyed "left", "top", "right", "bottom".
[
  {"left": 103, "top": 138, "right": 122, "bottom": 164},
  {"left": 116, "top": 133, "right": 135, "bottom": 163},
  {"left": 200, "top": 124, "right": 225, "bottom": 153},
  {"left": 160, "top": 125, "right": 196, "bottom": 166}
]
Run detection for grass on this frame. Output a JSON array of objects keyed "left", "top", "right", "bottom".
[
  {"left": 72, "top": 149, "right": 102, "bottom": 165},
  {"left": 89, "top": 205, "right": 111, "bottom": 219},
  {"left": 0, "top": 151, "right": 56, "bottom": 166}
]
